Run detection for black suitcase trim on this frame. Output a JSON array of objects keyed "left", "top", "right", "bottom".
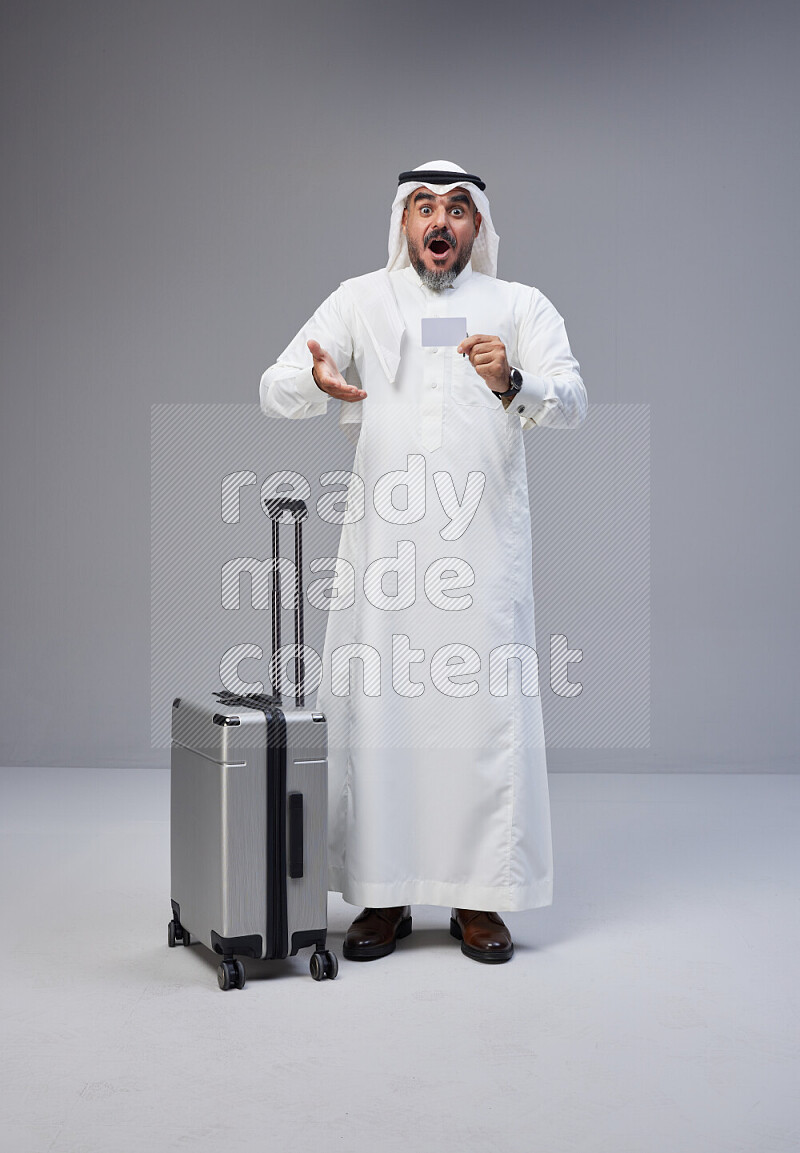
[
  {"left": 290, "top": 928, "right": 327, "bottom": 957},
  {"left": 213, "top": 691, "right": 289, "bottom": 960},
  {"left": 210, "top": 930, "right": 264, "bottom": 959},
  {"left": 266, "top": 704, "right": 288, "bottom": 959}
]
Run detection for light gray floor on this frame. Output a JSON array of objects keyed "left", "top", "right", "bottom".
[{"left": 1, "top": 769, "right": 797, "bottom": 1153}]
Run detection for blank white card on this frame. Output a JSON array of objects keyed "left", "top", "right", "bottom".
[{"left": 420, "top": 317, "right": 468, "bottom": 347}]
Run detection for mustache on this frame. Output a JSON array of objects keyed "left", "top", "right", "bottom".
[{"left": 424, "top": 228, "right": 456, "bottom": 249}]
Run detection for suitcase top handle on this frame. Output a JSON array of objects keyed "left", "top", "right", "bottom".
[{"left": 263, "top": 497, "right": 308, "bottom": 523}]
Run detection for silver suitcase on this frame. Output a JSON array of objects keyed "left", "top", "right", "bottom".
[{"left": 168, "top": 497, "right": 337, "bottom": 988}]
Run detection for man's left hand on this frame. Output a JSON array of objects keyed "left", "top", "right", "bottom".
[{"left": 457, "top": 334, "right": 510, "bottom": 394}]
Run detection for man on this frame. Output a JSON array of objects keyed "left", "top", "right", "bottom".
[{"left": 260, "top": 161, "right": 586, "bottom": 963}]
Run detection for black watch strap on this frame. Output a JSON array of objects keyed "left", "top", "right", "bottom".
[{"left": 493, "top": 366, "right": 523, "bottom": 399}]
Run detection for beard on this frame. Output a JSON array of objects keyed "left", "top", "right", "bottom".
[{"left": 406, "top": 228, "right": 475, "bottom": 291}]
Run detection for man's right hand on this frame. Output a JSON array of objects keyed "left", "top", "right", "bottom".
[{"left": 307, "top": 340, "right": 367, "bottom": 402}]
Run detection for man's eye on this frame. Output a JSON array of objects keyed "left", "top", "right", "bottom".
[{"left": 420, "top": 206, "right": 431, "bottom": 214}]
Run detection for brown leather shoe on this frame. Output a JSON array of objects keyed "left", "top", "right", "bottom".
[
  {"left": 450, "top": 909, "right": 514, "bottom": 963},
  {"left": 342, "top": 906, "right": 412, "bottom": 961}
]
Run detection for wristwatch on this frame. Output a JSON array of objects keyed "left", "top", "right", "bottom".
[{"left": 492, "top": 366, "right": 523, "bottom": 399}]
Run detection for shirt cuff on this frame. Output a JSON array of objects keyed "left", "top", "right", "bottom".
[
  {"left": 295, "top": 365, "right": 327, "bottom": 406},
  {"left": 502, "top": 370, "right": 548, "bottom": 420}
]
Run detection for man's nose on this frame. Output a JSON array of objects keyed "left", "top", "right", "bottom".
[{"left": 431, "top": 204, "right": 448, "bottom": 228}]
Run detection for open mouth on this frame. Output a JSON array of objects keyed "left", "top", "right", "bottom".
[{"left": 428, "top": 239, "right": 451, "bottom": 255}]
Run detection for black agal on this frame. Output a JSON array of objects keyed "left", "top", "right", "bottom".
[{"left": 397, "top": 170, "right": 486, "bottom": 192}]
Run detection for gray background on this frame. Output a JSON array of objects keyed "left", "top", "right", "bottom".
[{"left": 1, "top": 0, "right": 797, "bottom": 771}]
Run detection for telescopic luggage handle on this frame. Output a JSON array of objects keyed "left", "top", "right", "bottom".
[
  {"left": 262, "top": 496, "right": 307, "bottom": 707},
  {"left": 263, "top": 498, "right": 308, "bottom": 523}
]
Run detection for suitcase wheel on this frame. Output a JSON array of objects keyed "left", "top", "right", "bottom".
[
  {"left": 168, "top": 918, "right": 190, "bottom": 948},
  {"left": 218, "top": 959, "right": 246, "bottom": 991},
  {"left": 310, "top": 950, "right": 338, "bottom": 982}
]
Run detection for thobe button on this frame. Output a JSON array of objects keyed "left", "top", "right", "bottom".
[{"left": 517, "top": 404, "right": 525, "bottom": 412}]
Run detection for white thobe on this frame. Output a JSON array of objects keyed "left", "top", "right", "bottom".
[{"left": 261, "top": 263, "right": 586, "bottom": 910}]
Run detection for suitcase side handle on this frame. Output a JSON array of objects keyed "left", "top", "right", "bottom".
[
  {"left": 288, "top": 792, "right": 304, "bottom": 878},
  {"left": 262, "top": 497, "right": 307, "bottom": 707}
]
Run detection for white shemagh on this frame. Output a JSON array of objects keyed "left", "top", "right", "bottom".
[{"left": 387, "top": 159, "right": 500, "bottom": 278}]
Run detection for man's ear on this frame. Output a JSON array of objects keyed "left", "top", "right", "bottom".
[
  {"left": 474, "top": 210, "right": 482, "bottom": 236},
  {"left": 401, "top": 206, "right": 408, "bottom": 232}
]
